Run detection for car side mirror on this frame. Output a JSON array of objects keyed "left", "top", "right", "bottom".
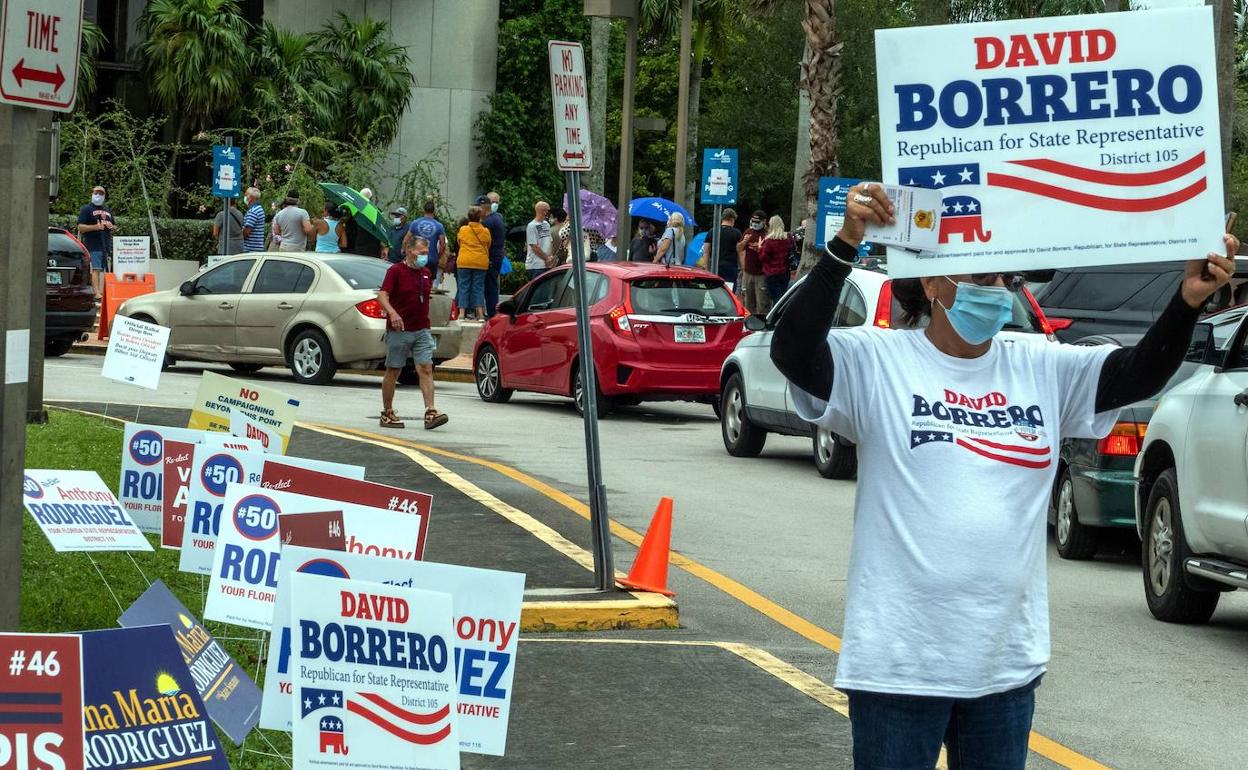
[
  {"left": 179, "top": 280, "right": 195, "bottom": 297},
  {"left": 1184, "top": 322, "right": 1219, "bottom": 365},
  {"left": 744, "top": 314, "right": 766, "bottom": 332},
  {"left": 497, "top": 299, "right": 517, "bottom": 318}
]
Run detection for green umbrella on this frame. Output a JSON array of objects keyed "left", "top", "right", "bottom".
[{"left": 318, "top": 182, "right": 391, "bottom": 245}]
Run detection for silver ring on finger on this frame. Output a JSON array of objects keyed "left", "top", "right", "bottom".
[{"left": 852, "top": 193, "right": 873, "bottom": 204}]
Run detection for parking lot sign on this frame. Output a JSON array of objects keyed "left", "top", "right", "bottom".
[
  {"left": 700, "top": 148, "right": 738, "bottom": 205},
  {"left": 212, "top": 144, "right": 242, "bottom": 198},
  {"left": 548, "top": 41, "right": 592, "bottom": 172},
  {"left": 0, "top": 0, "right": 83, "bottom": 111}
]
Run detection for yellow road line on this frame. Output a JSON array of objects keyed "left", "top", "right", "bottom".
[{"left": 319, "top": 424, "right": 1113, "bottom": 770}]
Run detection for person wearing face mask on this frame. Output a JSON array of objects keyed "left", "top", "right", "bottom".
[
  {"left": 77, "top": 185, "right": 115, "bottom": 300},
  {"left": 769, "top": 182, "right": 1239, "bottom": 770},
  {"left": 377, "top": 236, "right": 447, "bottom": 431},
  {"left": 736, "top": 210, "right": 769, "bottom": 314},
  {"left": 480, "top": 192, "right": 507, "bottom": 317},
  {"left": 388, "top": 207, "right": 410, "bottom": 264}
]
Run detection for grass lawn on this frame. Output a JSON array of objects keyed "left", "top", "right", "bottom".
[{"left": 23, "top": 408, "right": 291, "bottom": 768}]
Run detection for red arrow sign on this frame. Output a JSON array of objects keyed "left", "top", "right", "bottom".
[
  {"left": 562, "top": 150, "right": 585, "bottom": 162},
  {"left": 12, "top": 59, "right": 64, "bottom": 91}
]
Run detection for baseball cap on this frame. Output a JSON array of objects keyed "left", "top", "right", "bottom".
[
  {"left": 390, "top": 206, "right": 408, "bottom": 217},
  {"left": 474, "top": 194, "right": 490, "bottom": 206}
]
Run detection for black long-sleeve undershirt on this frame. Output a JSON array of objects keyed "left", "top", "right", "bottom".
[{"left": 769, "top": 237, "right": 1202, "bottom": 413}]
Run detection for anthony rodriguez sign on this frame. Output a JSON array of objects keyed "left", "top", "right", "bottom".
[{"left": 875, "top": 6, "right": 1224, "bottom": 278}]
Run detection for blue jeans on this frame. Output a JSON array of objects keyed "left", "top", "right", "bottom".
[
  {"left": 764, "top": 273, "right": 790, "bottom": 302},
  {"left": 458, "top": 268, "right": 487, "bottom": 312},
  {"left": 846, "top": 675, "right": 1041, "bottom": 770}
]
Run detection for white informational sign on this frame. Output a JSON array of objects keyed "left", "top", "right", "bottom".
[
  {"left": 263, "top": 547, "right": 524, "bottom": 756},
  {"left": 0, "top": 0, "right": 83, "bottom": 112},
  {"left": 111, "top": 236, "right": 151, "bottom": 277},
  {"left": 875, "top": 6, "right": 1225, "bottom": 278},
  {"left": 120, "top": 422, "right": 210, "bottom": 534},
  {"left": 230, "top": 407, "right": 282, "bottom": 454},
  {"left": 291, "top": 572, "right": 460, "bottom": 770},
  {"left": 863, "top": 185, "right": 944, "bottom": 253},
  {"left": 180, "top": 452, "right": 363, "bottom": 575},
  {"left": 188, "top": 371, "right": 301, "bottom": 453},
  {"left": 5, "top": 328, "right": 28, "bottom": 384},
  {"left": 101, "top": 314, "right": 169, "bottom": 390},
  {"left": 22, "top": 470, "right": 152, "bottom": 552},
  {"left": 548, "top": 41, "right": 592, "bottom": 171},
  {"left": 204, "top": 484, "right": 424, "bottom": 629}
]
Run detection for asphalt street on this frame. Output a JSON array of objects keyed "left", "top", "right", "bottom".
[{"left": 43, "top": 354, "right": 1248, "bottom": 769}]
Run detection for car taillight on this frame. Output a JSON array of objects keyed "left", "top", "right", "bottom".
[
  {"left": 874, "top": 280, "right": 893, "bottom": 328},
  {"left": 1097, "top": 421, "right": 1147, "bottom": 456},
  {"left": 356, "top": 298, "right": 387, "bottom": 319},
  {"left": 608, "top": 304, "right": 632, "bottom": 335},
  {"left": 1047, "top": 317, "right": 1074, "bottom": 331}
]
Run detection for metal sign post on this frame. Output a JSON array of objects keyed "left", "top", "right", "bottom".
[
  {"left": 700, "top": 148, "right": 738, "bottom": 277},
  {"left": 212, "top": 138, "right": 241, "bottom": 258},
  {"left": 549, "top": 40, "right": 613, "bottom": 591}
]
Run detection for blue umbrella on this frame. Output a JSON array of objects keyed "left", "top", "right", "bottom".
[
  {"left": 685, "top": 231, "right": 708, "bottom": 266},
  {"left": 629, "top": 197, "right": 697, "bottom": 228}
]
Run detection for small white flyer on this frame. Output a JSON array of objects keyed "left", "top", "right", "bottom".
[
  {"left": 863, "top": 185, "right": 943, "bottom": 253},
  {"left": 102, "top": 315, "right": 169, "bottom": 390}
]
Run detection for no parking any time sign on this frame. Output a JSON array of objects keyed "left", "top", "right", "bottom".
[
  {"left": 548, "top": 41, "right": 592, "bottom": 172},
  {"left": 0, "top": 0, "right": 82, "bottom": 112}
]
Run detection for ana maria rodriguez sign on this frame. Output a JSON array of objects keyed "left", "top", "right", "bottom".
[{"left": 875, "top": 6, "right": 1224, "bottom": 278}]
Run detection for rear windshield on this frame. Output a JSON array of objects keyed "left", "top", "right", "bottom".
[
  {"left": 324, "top": 258, "right": 388, "bottom": 290},
  {"left": 1047, "top": 271, "right": 1167, "bottom": 311},
  {"left": 629, "top": 278, "right": 737, "bottom": 316},
  {"left": 47, "top": 232, "right": 84, "bottom": 256}
]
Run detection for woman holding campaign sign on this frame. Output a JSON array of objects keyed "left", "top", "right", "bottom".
[{"left": 770, "top": 181, "right": 1237, "bottom": 769}]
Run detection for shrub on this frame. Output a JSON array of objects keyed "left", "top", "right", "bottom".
[
  {"left": 50, "top": 214, "right": 216, "bottom": 264},
  {"left": 499, "top": 261, "right": 529, "bottom": 296}
]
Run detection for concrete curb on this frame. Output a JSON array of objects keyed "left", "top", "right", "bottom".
[{"left": 520, "top": 592, "right": 679, "bottom": 633}]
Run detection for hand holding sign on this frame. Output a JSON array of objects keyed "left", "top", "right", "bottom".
[
  {"left": 838, "top": 183, "right": 896, "bottom": 248},
  {"left": 1181, "top": 234, "right": 1239, "bottom": 309}
]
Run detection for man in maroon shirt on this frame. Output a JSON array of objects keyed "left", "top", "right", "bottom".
[{"left": 377, "top": 236, "right": 448, "bottom": 429}]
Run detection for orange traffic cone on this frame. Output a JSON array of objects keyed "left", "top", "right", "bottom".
[{"left": 618, "top": 497, "right": 675, "bottom": 596}]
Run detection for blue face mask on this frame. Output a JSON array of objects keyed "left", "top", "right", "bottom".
[
  {"left": 937, "top": 278, "right": 1013, "bottom": 345},
  {"left": 414, "top": 253, "right": 429, "bottom": 268}
]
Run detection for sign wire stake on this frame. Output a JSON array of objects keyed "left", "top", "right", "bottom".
[{"left": 85, "top": 554, "right": 125, "bottom": 616}]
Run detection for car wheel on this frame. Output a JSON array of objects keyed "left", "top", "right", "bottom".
[
  {"left": 616, "top": 396, "right": 643, "bottom": 408},
  {"left": 474, "top": 346, "right": 513, "bottom": 403},
  {"left": 229, "top": 363, "right": 264, "bottom": 374},
  {"left": 1053, "top": 466, "right": 1098, "bottom": 560},
  {"left": 1142, "top": 468, "right": 1219, "bottom": 624},
  {"left": 710, "top": 395, "right": 722, "bottom": 420},
  {"left": 44, "top": 337, "right": 74, "bottom": 357},
  {"left": 812, "top": 427, "right": 857, "bottom": 479},
  {"left": 720, "top": 373, "right": 766, "bottom": 457},
  {"left": 288, "top": 328, "right": 338, "bottom": 385},
  {"left": 573, "top": 365, "right": 611, "bottom": 418}
]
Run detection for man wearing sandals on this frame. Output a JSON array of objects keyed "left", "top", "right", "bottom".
[{"left": 377, "top": 236, "right": 449, "bottom": 430}]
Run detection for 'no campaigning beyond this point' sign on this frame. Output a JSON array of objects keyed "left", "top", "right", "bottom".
[
  {"left": 548, "top": 40, "right": 592, "bottom": 172},
  {"left": 0, "top": 0, "right": 83, "bottom": 112}
]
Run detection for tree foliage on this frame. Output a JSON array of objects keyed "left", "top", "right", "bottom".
[{"left": 311, "top": 13, "right": 415, "bottom": 148}]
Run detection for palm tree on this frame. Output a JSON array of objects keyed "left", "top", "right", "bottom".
[
  {"left": 252, "top": 22, "right": 336, "bottom": 136},
  {"left": 76, "top": 19, "right": 107, "bottom": 101},
  {"left": 137, "top": 0, "right": 252, "bottom": 138},
  {"left": 312, "top": 13, "right": 415, "bottom": 149}
]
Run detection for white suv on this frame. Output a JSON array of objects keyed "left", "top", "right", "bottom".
[
  {"left": 1136, "top": 306, "right": 1248, "bottom": 623},
  {"left": 719, "top": 267, "right": 1054, "bottom": 479}
]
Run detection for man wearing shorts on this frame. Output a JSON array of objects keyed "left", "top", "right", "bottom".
[
  {"left": 76, "top": 185, "right": 115, "bottom": 299},
  {"left": 377, "top": 236, "right": 448, "bottom": 430}
]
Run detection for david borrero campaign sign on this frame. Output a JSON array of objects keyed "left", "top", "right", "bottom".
[{"left": 875, "top": 6, "right": 1224, "bottom": 278}]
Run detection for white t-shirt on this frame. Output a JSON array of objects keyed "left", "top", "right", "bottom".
[
  {"left": 526, "top": 219, "right": 552, "bottom": 270},
  {"left": 790, "top": 327, "right": 1117, "bottom": 698}
]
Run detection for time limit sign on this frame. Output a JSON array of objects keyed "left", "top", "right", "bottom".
[
  {"left": 0, "top": 0, "right": 84, "bottom": 112},
  {"left": 548, "top": 40, "right": 593, "bottom": 172}
]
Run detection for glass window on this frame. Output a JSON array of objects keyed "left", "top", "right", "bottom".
[
  {"left": 252, "top": 260, "right": 312, "bottom": 294},
  {"left": 524, "top": 272, "right": 567, "bottom": 312},
  {"left": 629, "top": 277, "right": 737, "bottom": 316},
  {"left": 194, "top": 259, "right": 255, "bottom": 295},
  {"left": 834, "top": 283, "right": 867, "bottom": 328},
  {"left": 556, "top": 272, "right": 608, "bottom": 309},
  {"left": 1058, "top": 272, "right": 1164, "bottom": 311},
  {"left": 324, "top": 257, "right": 388, "bottom": 290}
]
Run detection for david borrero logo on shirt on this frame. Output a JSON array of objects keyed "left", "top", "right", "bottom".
[{"left": 910, "top": 388, "right": 1051, "bottom": 469}]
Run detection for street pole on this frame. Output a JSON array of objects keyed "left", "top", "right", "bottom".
[
  {"left": 566, "top": 170, "right": 614, "bottom": 591},
  {"left": 710, "top": 203, "right": 722, "bottom": 277},
  {"left": 616, "top": 12, "right": 637, "bottom": 250},
  {"left": 27, "top": 110, "right": 52, "bottom": 424},
  {"left": 221, "top": 135, "right": 233, "bottom": 258},
  {"left": 0, "top": 105, "right": 39, "bottom": 630},
  {"left": 673, "top": 0, "right": 693, "bottom": 208}
]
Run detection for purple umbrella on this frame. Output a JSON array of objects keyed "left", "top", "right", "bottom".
[{"left": 563, "top": 189, "right": 618, "bottom": 239}]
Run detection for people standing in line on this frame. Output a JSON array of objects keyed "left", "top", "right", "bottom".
[
  {"left": 271, "top": 190, "right": 313, "bottom": 252},
  {"left": 628, "top": 220, "right": 657, "bottom": 262},
  {"left": 456, "top": 206, "right": 492, "bottom": 321},
  {"left": 241, "top": 187, "right": 266, "bottom": 252},
  {"left": 481, "top": 191, "right": 507, "bottom": 317},
  {"left": 738, "top": 210, "right": 769, "bottom": 314},
  {"left": 346, "top": 187, "right": 386, "bottom": 260},
  {"left": 388, "top": 207, "right": 410, "bottom": 263},
  {"left": 212, "top": 198, "right": 246, "bottom": 256},
  {"left": 376, "top": 236, "right": 448, "bottom": 431},
  {"left": 597, "top": 234, "right": 619, "bottom": 262},
  {"left": 404, "top": 200, "right": 448, "bottom": 284},
  {"left": 769, "top": 180, "right": 1239, "bottom": 770},
  {"left": 313, "top": 203, "right": 347, "bottom": 253},
  {"left": 551, "top": 208, "right": 571, "bottom": 265},
  {"left": 654, "top": 212, "right": 686, "bottom": 266},
  {"left": 702, "top": 208, "right": 741, "bottom": 287},
  {"left": 525, "top": 201, "right": 553, "bottom": 280},
  {"left": 77, "top": 185, "right": 115, "bottom": 300},
  {"left": 759, "top": 215, "right": 793, "bottom": 302}
]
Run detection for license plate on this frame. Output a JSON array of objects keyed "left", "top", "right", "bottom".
[
  {"left": 45, "top": 270, "right": 63, "bottom": 285},
  {"left": 674, "top": 324, "right": 705, "bottom": 343}
]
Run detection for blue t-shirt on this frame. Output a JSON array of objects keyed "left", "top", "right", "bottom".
[
  {"left": 483, "top": 211, "right": 507, "bottom": 262},
  {"left": 407, "top": 216, "right": 446, "bottom": 266},
  {"left": 76, "top": 203, "right": 114, "bottom": 254},
  {"left": 390, "top": 223, "right": 408, "bottom": 255}
]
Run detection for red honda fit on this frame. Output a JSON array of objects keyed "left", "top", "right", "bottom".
[{"left": 473, "top": 263, "right": 747, "bottom": 415}]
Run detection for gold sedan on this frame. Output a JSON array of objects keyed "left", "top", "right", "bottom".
[{"left": 118, "top": 253, "right": 461, "bottom": 385}]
